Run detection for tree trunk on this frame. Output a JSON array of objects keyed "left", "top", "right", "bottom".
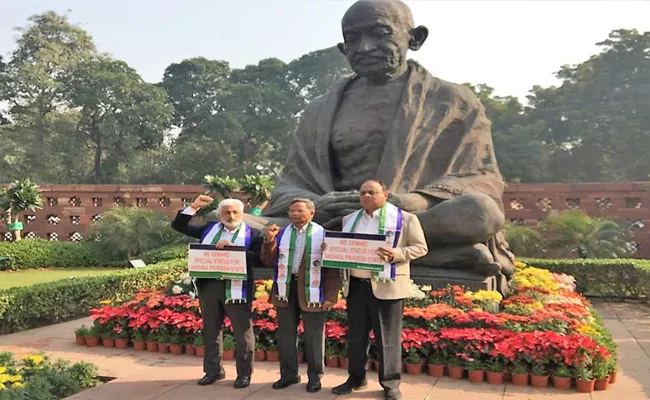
[
  {"left": 93, "top": 123, "right": 103, "bottom": 183},
  {"left": 10, "top": 216, "right": 21, "bottom": 242}
]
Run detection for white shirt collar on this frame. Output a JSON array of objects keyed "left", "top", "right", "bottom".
[
  {"left": 363, "top": 208, "right": 381, "bottom": 218},
  {"left": 292, "top": 223, "right": 309, "bottom": 233}
]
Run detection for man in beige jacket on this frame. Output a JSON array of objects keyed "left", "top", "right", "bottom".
[{"left": 332, "top": 180, "right": 428, "bottom": 400}]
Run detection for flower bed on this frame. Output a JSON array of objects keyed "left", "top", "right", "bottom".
[
  {"left": 0, "top": 352, "right": 99, "bottom": 398},
  {"left": 81, "top": 262, "right": 618, "bottom": 393}
]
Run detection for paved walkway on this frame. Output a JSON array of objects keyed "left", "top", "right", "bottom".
[{"left": 0, "top": 301, "right": 649, "bottom": 399}]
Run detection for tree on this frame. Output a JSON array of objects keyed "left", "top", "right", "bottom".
[
  {"left": 286, "top": 46, "right": 351, "bottom": 103},
  {"left": 0, "top": 179, "right": 43, "bottom": 241},
  {"left": 527, "top": 29, "right": 650, "bottom": 182},
  {"left": 62, "top": 56, "right": 173, "bottom": 183},
  {"left": 539, "top": 210, "right": 632, "bottom": 258},
  {"left": 503, "top": 221, "right": 544, "bottom": 257}
]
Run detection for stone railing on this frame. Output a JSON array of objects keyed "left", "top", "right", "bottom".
[{"left": 1, "top": 182, "right": 649, "bottom": 257}]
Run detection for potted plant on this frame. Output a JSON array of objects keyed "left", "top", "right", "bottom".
[
  {"left": 427, "top": 350, "right": 446, "bottom": 378},
  {"left": 552, "top": 365, "right": 572, "bottom": 390},
  {"left": 465, "top": 359, "right": 485, "bottom": 384},
  {"left": 0, "top": 179, "right": 43, "bottom": 241},
  {"left": 132, "top": 330, "right": 146, "bottom": 351},
  {"left": 325, "top": 347, "right": 339, "bottom": 368},
  {"left": 485, "top": 357, "right": 506, "bottom": 384},
  {"left": 574, "top": 365, "right": 595, "bottom": 393},
  {"left": 254, "top": 342, "right": 266, "bottom": 361},
  {"left": 222, "top": 333, "right": 235, "bottom": 361},
  {"left": 75, "top": 325, "right": 89, "bottom": 345},
  {"left": 157, "top": 330, "right": 170, "bottom": 354},
  {"left": 607, "top": 356, "right": 618, "bottom": 384},
  {"left": 447, "top": 357, "right": 464, "bottom": 380},
  {"left": 146, "top": 333, "right": 159, "bottom": 352},
  {"left": 168, "top": 332, "right": 184, "bottom": 355},
  {"left": 84, "top": 326, "right": 99, "bottom": 347},
  {"left": 194, "top": 335, "right": 205, "bottom": 357},
  {"left": 530, "top": 361, "right": 549, "bottom": 388},
  {"left": 101, "top": 329, "right": 115, "bottom": 348},
  {"left": 403, "top": 348, "right": 424, "bottom": 375},
  {"left": 510, "top": 360, "right": 529, "bottom": 386},
  {"left": 593, "top": 357, "right": 610, "bottom": 391},
  {"left": 265, "top": 342, "right": 280, "bottom": 362},
  {"left": 184, "top": 335, "right": 196, "bottom": 356},
  {"left": 113, "top": 325, "right": 130, "bottom": 350}
]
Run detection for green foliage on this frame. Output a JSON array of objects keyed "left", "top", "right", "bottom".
[
  {"left": 87, "top": 206, "right": 188, "bottom": 259},
  {"left": 0, "top": 259, "right": 186, "bottom": 334},
  {"left": 503, "top": 221, "right": 544, "bottom": 257},
  {"left": 239, "top": 174, "right": 274, "bottom": 208},
  {"left": 540, "top": 210, "right": 632, "bottom": 258},
  {"left": 522, "top": 257, "right": 650, "bottom": 300},
  {"left": 0, "top": 239, "right": 123, "bottom": 271},
  {"left": 0, "top": 179, "right": 43, "bottom": 241},
  {"left": 140, "top": 244, "right": 189, "bottom": 264},
  {"left": 203, "top": 175, "right": 239, "bottom": 198}
]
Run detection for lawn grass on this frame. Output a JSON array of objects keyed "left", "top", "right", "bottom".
[{"left": 0, "top": 268, "right": 124, "bottom": 290}]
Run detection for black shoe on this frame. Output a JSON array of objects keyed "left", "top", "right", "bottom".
[
  {"left": 384, "top": 388, "right": 402, "bottom": 400},
  {"left": 234, "top": 376, "right": 250, "bottom": 389},
  {"left": 272, "top": 376, "right": 301, "bottom": 389},
  {"left": 197, "top": 372, "right": 225, "bottom": 385},
  {"left": 331, "top": 378, "right": 368, "bottom": 395},
  {"left": 306, "top": 380, "right": 321, "bottom": 393}
]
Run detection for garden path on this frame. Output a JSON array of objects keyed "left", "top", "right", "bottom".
[{"left": 0, "top": 301, "right": 648, "bottom": 400}]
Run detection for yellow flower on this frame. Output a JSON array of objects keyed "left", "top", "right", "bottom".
[
  {"left": 24, "top": 355, "right": 44, "bottom": 365},
  {"left": 576, "top": 325, "right": 600, "bottom": 336},
  {"left": 0, "top": 382, "right": 6, "bottom": 390},
  {"left": 0, "top": 374, "right": 9, "bottom": 384},
  {"left": 115, "top": 298, "right": 123, "bottom": 302},
  {"left": 471, "top": 308, "right": 483, "bottom": 312},
  {"left": 254, "top": 291, "right": 267, "bottom": 299},
  {"left": 468, "top": 290, "right": 503, "bottom": 303},
  {"left": 8, "top": 375, "right": 21, "bottom": 382},
  {"left": 514, "top": 260, "right": 527, "bottom": 268},
  {"left": 420, "top": 285, "right": 432, "bottom": 292},
  {"left": 264, "top": 280, "right": 273, "bottom": 292},
  {"left": 99, "top": 299, "right": 112, "bottom": 305},
  {"left": 0, "top": 367, "right": 5, "bottom": 374},
  {"left": 11, "top": 381, "right": 24, "bottom": 388}
]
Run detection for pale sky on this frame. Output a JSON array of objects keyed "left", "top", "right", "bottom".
[{"left": 2, "top": 0, "right": 650, "bottom": 101}]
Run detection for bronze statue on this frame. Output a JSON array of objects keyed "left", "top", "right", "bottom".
[{"left": 245, "top": 0, "right": 515, "bottom": 292}]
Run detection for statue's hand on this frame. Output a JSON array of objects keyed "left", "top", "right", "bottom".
[
  {"left": 388, "top": 192, "right": 430, "bottom": 213},
  {"left": 314, "top": 191, "right": 360, "bottom": 222}
]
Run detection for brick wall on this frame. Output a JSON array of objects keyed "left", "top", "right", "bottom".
[{"left": 2, "top": 182, "right": 649, "bottom": 257}]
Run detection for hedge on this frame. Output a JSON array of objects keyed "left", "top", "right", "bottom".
[
  {"left": 140, "top": 243, "right": 188, "bottom": 264},
  {"left": 0, "top": 259, "right": 185, "bottom": 334},
  {"left": 522, "top": 258, "right": 650, "bottom": 300},
  {"left": 0, "top": 239, "right": 124, "bottom": 271}
]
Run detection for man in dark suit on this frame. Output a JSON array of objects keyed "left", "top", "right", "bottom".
[{"left": 171, "top": 195, "right": 263, "bottom": 389}]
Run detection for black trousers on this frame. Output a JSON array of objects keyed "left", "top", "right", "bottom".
[
  {"left": 197, "top": 279, "right": 255, "bottom": 377},
  {"left": 346, "top": 277, "right": 403, "bottom": 391},
  {"left": 276, "top": 278, "right": 327, "bottom": 382}
]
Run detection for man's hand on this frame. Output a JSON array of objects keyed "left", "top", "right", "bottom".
[
  {"left": 320, "top": 242, "right": 328, "bottom": 251},
  {"left": 215, "top": 240, "right": 234, "bottom": 249},
  {"left": 377, "top": 247, "right": 396, "bottom": 262},
  {"left": 191, "top": 194, "right": 214, "bottom": 209},
  {"left": 265, "top": 224, "right": 281, "bottom": 242}
]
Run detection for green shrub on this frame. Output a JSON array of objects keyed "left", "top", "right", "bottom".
[
  {"left": 140, "top": 243, "right": 188, "bottom": 264},
  {"left": 0, "top": 259, "right": 185, "bottom": 334},
  {"left": 523, "top": 257, "right": 650, "bottom": 300},
  {"left": 0, "top": 239, "right": 124, "bottom": 271}
]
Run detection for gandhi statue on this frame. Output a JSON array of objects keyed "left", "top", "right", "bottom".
[{"left": 243, "top": 0, "right": 515, "bottom": 292}]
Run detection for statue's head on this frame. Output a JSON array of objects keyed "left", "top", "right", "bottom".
[{"left": 338, "top": 0, "right": 428, "bottom": 83}]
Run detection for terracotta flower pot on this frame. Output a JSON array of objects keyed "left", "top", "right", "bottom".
[
  {"left": 428, "top": 364, "right": 445, "bottom": 377},
  {"left": 531, "top": 375, "right": 549, "bottom": 388},
  {"left": 157, "top": 343, "right": 169, "bottom": 353},
  {"left": 486, "top": 371, "right": 504, "bottom": 385},
  {"left": 609, "top": 372, "right": 617, "bottom": 384},
  {"left": 102, "top": 338, "right": 115, "bottom": 348},
  {"left": 405, "top": 361, "right": 423, "bottom": 375},
  {"left": 511, "top": 373, "right": 529, "bottom": 386},
  {"left": 185, "top": 344, "right": 195, "bottom": 355},
  {"left": 254, "top": 349, "right": 266, "bottom": 361},
  {"left": 266, "top": 350, "right": 280, "bottom": 362},
  {"left": 145, "top": 341, "right": 158, "bottom": 352},
  {"left": 133, "top": 340, "right": 146, "bottom": 351},
  {"left": 298, "top": 352, "right": 305, "bottom": 364},
  {"left": 195, "top": 345, "right": 205, "bottom": 357},
  {"left": 75, "top": 334, "right": 86, "bottom": 345},
  {"left": 576, "top": 379, "right": 595, "bottom": 393},
  {"left": 223, "top": 349, "right": 235, "bottom": 361},
  {"left": 115, "top": 338, "right": 129, "bottom": 349},
  {"left": 552, "top": 376, "right": 572, "bottom": 390},
  {"left": 448, "top": 366, "right": 464, "bottom": 380},
  {"left": 595, "top": 378, "right": 609, "bottom": 391},
  {"left": 85, "top": 336, "right": 99, "bottom": 347},
  {"left": 468, "top": 370, "right": 485, "bottom": 384},
  {"left": 169, "top": 344, "right": 183, "bottom": 355},
  {"left": 325, "top": 356, "right": 338, "bottom": 368},
  {"left": 339, "top": 356, "right": 349, "bottom": 369}
]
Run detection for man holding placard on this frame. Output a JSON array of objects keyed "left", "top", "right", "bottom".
[
  {"left": 261, "top": 198, "right": 341, "bottom": 393},
  {"left": 327, "top": 180, "right": 427, "bottom": 400},
  {"left": 171, "top": 196, "right": 263, "bottom": 389}
]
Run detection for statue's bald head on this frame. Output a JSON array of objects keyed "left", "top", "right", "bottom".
[{"left": 338, "top": 0, "right": 427, "bottom": 82}]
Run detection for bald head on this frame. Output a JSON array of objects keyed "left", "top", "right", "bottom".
[{"left": 338, "top": 0, "right": 428, "bottom": 83}]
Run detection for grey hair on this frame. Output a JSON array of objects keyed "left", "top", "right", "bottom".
[
  {"left": 289, "top": 198, "right": 316, "bottom": 212},
  {"left": 217, "top": 198, "right": 245, "bottom": 214}
]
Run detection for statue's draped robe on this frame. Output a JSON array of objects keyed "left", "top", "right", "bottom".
[{"left": 264, "top": 61, "right": 505, "bottom": 217}]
